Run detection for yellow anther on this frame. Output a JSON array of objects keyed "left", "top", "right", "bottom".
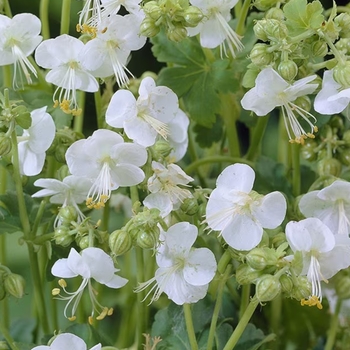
[
  {"left": 72, "top": 108, "right": 82, "bottom": 117},
  {"left": 52, "top": 288, "right": 60, "bottom": 296},
  {"left": 80, "top": 24, "right": 97, "bottom": 38},
  {"left": 108, "top": 308, "right": 113, "bottom": 316},
  {"left": 88, "top": 316, "right": 94, "bottom": 325},
  {"left": 60, "top": 100, "right": 71, "bottom": 114},
  {"left": 58, "top": 279, "right": 67, "bottom": 288},
  {"left": 96, "top": 307, "right": 109, "bottom": 320},
  {"left": 301, "top": 295, "right": 323, "bottom": 310},
  {"left": 53, "top": 100, "right": 59, "bottom": 108},
  {"left": 68, "top": 316, "right": 77, "bottom": 321}
]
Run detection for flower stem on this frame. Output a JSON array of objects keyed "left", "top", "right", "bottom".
[
  {"left": 183, "top": 303, "right": 198, "bottom": 350},
  {"left": 291, "top": 143, "right": 301, "bottom": 197},
  {"left": 0, "top": 322, "right": 19, "bottom": 350},
  {"left": 245, "top": 116, "right": 269, "bottom": 161},
  {"left": 94, "top": 90, "right": 104, "bottom": 129},
  {"left": 222, "top": 296, "right": 259, "bottom": 350},
  {"left": 3, "top": 0, "right": 12, "bottom": 17},
  {"left": 135, "top": 247, "right": 146, "bottom": 347},
  {"left": 3, "top": 65, "right": 12, "bottom": 88},
  {"left": 269, "top": 294, "right": 282, "bottom": 350},
  {"left": 236, "top": 0, "right": 251, "bottom": 35},
  {"left": 60, "top": 0, "right": 71, "bottom": 35},
  {"left": 324, "top": 299, "right": 342, "bottom": 350},
  {"left": 73, "top": 91, "right": 85, "bottom": 133},
  {"left": 207, "top": 265, "right": 232, "bottom": 350},
  {"left": 10, "top": 127, "right": 50, "bottom": 334},
  {"left": 185, "top": 156, "right": 254, "bottom": 175},
  {"left": 40, "top": 0, "right": 50, "bottom": 40},
  {"left": 239, "top": 284, "right": 251, "bottom": 320}
]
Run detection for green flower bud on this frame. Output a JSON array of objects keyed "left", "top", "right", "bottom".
[
  {"left": 0, "top": 273, "right": 6, "bottom": 301},
  {"left": 256, "top": 274, "right": 281, "bottom": 302},
  {"left": 339, "top": 147, "right": 350, "bottom": 166},
  {"left": 343, "top": 130, "right": 350, "bottom": 145},
  {"left": 152, "top": 140, "right": 173, "bottom": 159},
  {"left": 77, "top": 236, "right": 89, "bottom": 250},
  {"left": 265, "top": 8, "right": 284, "bottom": 21},
  {"left": 167, "top": 26, "right": 187, "bottom": 42},
  {"left": 136, "top": 231, "right": 158, "bottom": 250},
  {"left": 250, "top": 44, "right": 274, "bottom": 67},
  {"left": 253, "top": 21, "right": 268, "bottom": 42},
  {"left": 109, "top": 229, "right": 133, "bottom": 256},
  {"left": 54, "top": 145, "right": 68, "bottom": 164},
  {"left": 301, "top": 139, "right": 318, "bottom": 162},
  {"left": 140, "top": 17, "right": 160, "bottom": 37},
  {"left": 335, "top": 275, "right": 350, "bottom": 299},
  {"left": 294, "top": 95, "right": 312, "bottom": 112},
  {"left": 335, "top": 38, "right": 350, "bottom": 54},
  {"left": 330, "top": 115, "right": 344, "bottom": 131},
  {"left": 279, "top": 274, "right": 293, "bottom": 294},
  {"left": 57, "top": 165, "right": 70, "bottom": 181},
  {"left": 235, "top": 264, "right": 264, "bottom": 285},
  {"left": 253, "top": 0, "right": 279, "bottom": 11},
  {"left": 54, "top": 226, "right": 74, "bottom": 247},
  {"left": 0, "top": 133, "right": 11, "bottom": 156},
  {"left": 143, "top": 1, "right": 162, "bottom": 20},
  {"left": 0, "top": 341, "right": 9, "bottom": 350},
  {"left": 278, "top": 60, "right": 298, "bottom": 81},
  {"left": 58, "top": 206, "right": 77, "bottom": 225},
  {"left": 333, "top": 62, "right": 350, "bottom": 87},
  {"left": 317, "top": 158, "right": 342, "bottom": 177},
  {"left": 335, "top": 13, "right": 350, "bottom": 33},
  {"left": 312, "top": 41, "right": 328, "bottom": 57},
  {"left": 180, "top": 197, "right": 199, "bottom": 215},
  {"left": 4, "top": 273, "right": 25, "bottom": 299},
  {"left": 246, "top": 247, "right": 278, "bottom": 270},
  {"left": 291, "top": 275, "right": 311, "bottom": 300},
  {"left": 271, "top": 232, "right": 287, "bottom": 248},
  {"left": 183, "top": 6, "right": 203, "bottom": 27}
]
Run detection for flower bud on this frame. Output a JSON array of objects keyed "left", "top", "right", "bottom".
[
  {"left": 343, "top": 130, "right": 350, "bottom": 145},
  {"left": 77, "top": 236, "right": 89, "bottom": 250},
  {"left": 294, "top": 95, "right": 312, "bottom": 112},
  {"left": 57, "top": 165, "right": 70, "bottom": 181},
  {"left": 291, "top": 276, "right": 311, "bottom": 300},
  {"left": 183, "top": 6, "right": 203, "bottom": 27},
  {"left": 0, "top": 273, "right": 6, "bottom": 301},
  {"left": 109, "top": 229, "right": 133, "bottom": 256},
  {"left": 235, "top": 264, "right": 264, "bottom": 285},
  {"left": 152, "top": 140, "right": 173, "bottom": 160},
  {"left": 271, "top": 232, "right": 287, "bottom": 248},
  {"left": 317, "top": 158, "right": 342, "bottom": 177},
  {"left": 256, "top": 274, "right": 281, "bottom": 302},
  {"left": 0, "top": 133, "right": 11, "bottom": 156},
  {"left": 0, "top": 341, "right": 9, "bottom": 350},
  {"left": 143, "top": 1, "right": 162, "bottom": 20},
  {"left": 333, "top": 62, "right": 350, "bottom": 87},
  {"left": 180, "top": 197, "right": 199, "bottom": 215},
  {"left": 140, "top": 17, "right": 160, "bottom": 37},
  {"left": 265, "top": 8, "right": 284, "bottom": 20},
  {"left": 339, "top": 147, "right": 350, "bottom": 166},
  {"left": 58, "top": 206, "right": 77, "bottom": 224},
  {"left": 335, "top": 275, "right": 350, "bottom": 299},
  {"left": 312, "top": 41, "right": 328, "bottom": 57},
  {"left": 4, "top": 273, "right": 25, "bottom": 299},
  {"left": 246, "top": 248, "right": 267, "bottom": 270},
  {"left": 301, "top": 139, "right": 317, "bottom": 162},
  {"left": 253, "top": 21, "right": 268, "bottom": 42},
  {"left": 54, "top": 144, "right": 68, "bottom": 163},
  {"left": 278, "top": 60, "right": 298, "bottom": 81},
  {"left": 54, "top": 226, "right": 74, "bottom": 247},
  {"left": 279, "top": 274, "right": 293, "bottom": 294},
  {"left": 253, "top": 0, "right": 279, "bottom": 11},
  {"left": 335, "top": 13, "right": 350, "bottom": 34},
  {"left": 167, "top": 26, "right": 187, "bottom": 42},
  {"left": 136, "top": 231, "right": 158, "bottom": 250},
  {"left": 250, "top": 44, "right": 274, "bottom": 67}
]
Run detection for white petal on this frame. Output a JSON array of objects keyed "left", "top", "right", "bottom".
[
  {"left": 51, "top": 258, "right": 77, "bottom": 278},
  {"left": 112, "top": 142, "right": 147, "bottom": 166},
  {"left": 183, "top": 248, "right": 216, "bottom": 286},
  {"left": 318, "top": 244, "right": 350, "bottom": 279},
  {"left": 143, "top": 193, "right": 173, "bottom": 218},
  {"left": 67, "top": 248, "right": 91, "bottom": 278},
  {"left": 221, "top": 214, "right": 263, "bottom": 250},
  {"left": 110, "top": 163, "right": 145, "bottom": 187},
  {"left": 51, "top": 333, "right": 87, "bottom": 350}
]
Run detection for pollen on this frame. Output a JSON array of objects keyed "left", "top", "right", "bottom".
[
  {"left": 58, "top": 279, "right": 67, "bottom": 288},
  {"left": 77, "top": 24, "right": 97, "bottom": 38},
  {"left": 68, "top": 315, "right": 77, "bottom": 321},
  {"left": 86, "top": 194, "right": 109, "bottom": 209},
  {"left": 96, "top": 306, "right": 109, "bottom": 320},
  {"left": 301, "top": 295, "right": 323, "bottom": 310},
  {"left": 52, "top": 288, "right": 60, "bottom": 296}
]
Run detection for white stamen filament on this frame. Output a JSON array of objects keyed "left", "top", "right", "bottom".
[{"left": 11, "top": 45, "right": 37, "bottom": 88}]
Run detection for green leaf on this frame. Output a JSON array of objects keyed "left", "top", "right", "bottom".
[
  {"left": 193, "top": 117, "right": 224, "bottom": 148},
  {"left": 9, "top": 318, "right": 36, "bottom": 343},
  {"left": 15, "top": 112, "right": 31, "bottom": 129},
  {"left": 284, "top": 0, "right": 324, "bottom": 36},
  {"left": 235, "top": 323, "right": 266, "bottom": 350}
]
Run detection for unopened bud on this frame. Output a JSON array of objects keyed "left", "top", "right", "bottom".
[
  {"left": 235, "top": 264, "right": 264, "bottom": 285},
  {"left": 301, "top": 139, "right": 318, "bottom": 162},
  {"left": 312, "top": 41, "right": 328, "bottom": 57},
  {"left": 180, "top": 197, "right": 199, "bottom": 215},
  {"left": 167, "top": 26, "right": 187, "bottom": 42},
  {"left": 265, "top": 8, "right": 284, "bottom": 20},
  {"left": 317, "top": 158, "right": 342, "bottom": 177},
  {"left": 294, "top": 95, "right": 312, "bottom": 112},
  {"left": 335, "top": 13, "right": 350, "bottom": 34},
  {"left": 140, "top": 17, "right": 160, "bottom": 37},
  {"left": 335, "top": 275, "right": 350, "bottom": 299},
  {"left": 109, "top": 229, "right": 133, "bottom": 256},
  {"left": 250, "top": 44, "right": 274, "bottom": 67},
  {"left": 246, "top": 247, "right": 278, "bottom": 270},
  {"left": 77, "top": 236, "right": 89, "bottom": 250},
  {"left": 54, "top": 226, "right": 74, "bottom": 247},
  {"left": 253, "top": 0, "right": 279, "bottom": 11},
  {"left": 278, "top": 60, "right": 298, "bottom": 81},
  {"left": 4, "top": 273, "right": 25, "bottom": 298},
  {"left": 183, "top": 6, "right": 203, "bottom": 27},
  {"left": 0, "top": 341, "right": 9, "bottom": 350},
  {"left": 58, "top": 206, "right": 77, "bottom": 224},
  {"left": 339, "top": 147, "right": 350, "bottom": 166},
  {"left": 143, "top": 1, "right": 162, "bottom": 20},
  {"left": 136, "top": 231, "right": 158, "bottom": 250},
  {"left": 291, "top": 276, "right": 311, "bottom": 300},
  {"left": 0, "top": 133, "right": 11, "bottom": 156},
  {"left": 152, "top": 140, "right": 173, "bottom": 159},
  {"left": 256, "top": 274, "right": 281, "bottom": 302},
  {"left": 333, "top": 62, "right": 350, "bottom": 87},
  {"left": 279, "top": 274, "right": 293, "bottom": 294}
]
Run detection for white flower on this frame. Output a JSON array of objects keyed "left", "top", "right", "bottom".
[
  {"left": 187, "top": 0, "right": 243, "bottom": 57},
  {"left": 81, "top": 14, "right": 146, "bottom": 87},
  {"left": 143, "top": 161, "right": 194, "bottom": 217},
  {"left": 0, "top": 13, "right": 42, "bottom": 87},
  {"left": 106, "top": 77, "right": 179, "bottom": 147},
  {"left": 205, "top": 163, "right": 287, "bottom": 251},
  {"left": 65, "top": 129, "right": 147, "bottom": 209},
  {"left": 314, "top": 70, "right": 350, "bottom": 115},
  {"left": 135, "top": 222, "right": 217, "bottom": 305},
  {"left": 299, "top": 180, "right": 350, "bottom": 236},
  {"left": 17, "top": 107, "right": 55, "bottom": 176},
  {"left": 77, "top": 0, "right": 103, "bottom": 36},
  {"left": 35, "top": 34, "right": 99, "bottom": 116},
  {"left": 286, "top": 218, "right": 350, "bottom": 309},
  {"left": 32, "top": 175, "right": 92, "bottom": 226},
  {"left": 31, "top": 333, "right": 101, "bottom": 350},
  {"left": 51, "top": 247, "right": 128, "bottom": 322},
  {"left": 241, "top": 67, "right": 318, "bottom": 144}
]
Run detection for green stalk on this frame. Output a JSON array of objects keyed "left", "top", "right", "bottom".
[
  {"left": 324, "top": 299, "right": 342, "bottom": 350},
  {"left": 3, "top": 65, "right": 12, "bottom": 88},
  {"left": 245, "top": 116, "right": 269, "bottom": 161},
  {"left": 40, "top": 0, "right": 51, "bottom": 40},
  {"left": 0, "top": 322, "right": 19, "bottom": 350},
  {"left": 73, "top": 91, "right": 86, "bottom": 133},
  {"left": 222, "top": 296, "right": 259, "bottom": 350},
  {"left": 269, "top": 294, "right": 282, "bottom": 350},
  {"left": 239, "top": 284, "right": 250, "bottom": 321},
  {"left": 209, "top": 249, "right": 232, "bottom": 296},
  {"left": 185, "top": 156, "right": 254, "bottom": 175},
  {"left": 60, "top": 0, "right": 71, "bottom": 35},
  {"left": 10, "top": 129, "right": 50, "bottom": 334},
  {"left": 207, "top": 265, "right": 232, "bottom": 350},
  {"left": 220, "top": 94, "right": 241, "bottom": 158},
  {"left": 94, "top": 90, "right": 104, "bottom": 129},
  {"left": 183, "top": 303, "right": 198, "bottom": 350},
  {"left": 3, "top": 0, "right": 12, "bottom": 17},
  {"left": 291, "top": 143, "right": 301, "bottom": 197},
  {"left": 235, "top": 0, "right": 251, "bottom": 35}
]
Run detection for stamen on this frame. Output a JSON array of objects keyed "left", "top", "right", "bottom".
[{"left": 138, "top": 113, "right": 170, "bottom": 140}]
